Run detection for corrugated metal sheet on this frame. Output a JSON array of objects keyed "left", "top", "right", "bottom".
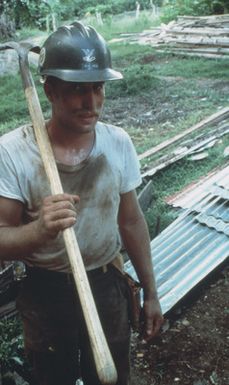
[
  {"left": 168, "top": 164, "right": 229, "bottom": 209},
  {"left": 125, "top": 164, "right": 229, "bottom": 315}
]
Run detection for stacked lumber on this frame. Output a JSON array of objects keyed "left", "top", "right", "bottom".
[
  {"left": 153, "top": 14, "right": 229, "bottom": 59},
  {"left": 117, "top": 14, "right": 229, "bottom": 59}
]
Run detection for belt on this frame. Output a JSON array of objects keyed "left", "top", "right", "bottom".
[{"left": 26, "top": 264, "right": 109, "bottom": 285}]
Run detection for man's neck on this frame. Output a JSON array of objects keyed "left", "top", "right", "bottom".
[{"left": 46, "top": 120, "right": 95, "bottom": 166}]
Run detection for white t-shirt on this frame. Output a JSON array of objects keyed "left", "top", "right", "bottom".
[{"left": 0, "top": 122, "right": 142, "bottom": 272}]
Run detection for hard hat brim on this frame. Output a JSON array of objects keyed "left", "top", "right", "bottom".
[{"left": 41, "top": 68, "right": 123, "bottom": 82}]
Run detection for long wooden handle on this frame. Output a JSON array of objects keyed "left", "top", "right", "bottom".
[{"left": 24, "top": 84, "right": 117, "bottom": 384}]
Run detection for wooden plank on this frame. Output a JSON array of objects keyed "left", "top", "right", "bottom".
[
  {"left": 162, "top": 35, "right": 229, "bottom": 47},
  {"left": 155, "top": 49, "right": 229, "bottom": 59},
  {"left": 166, "top": 27, "right": 229, "bottom": 36},
  {"left": 177, "top": 15, "right": 229, "bottom": 22},
  {"left": 141, "top": 123, "right": 229, "bottom": 178},
  {"left": 165, "top": 46, "right": 229, "bottom": 54},
  {"left": 138, "top": 106, "right": 229, "bottom": 161}
]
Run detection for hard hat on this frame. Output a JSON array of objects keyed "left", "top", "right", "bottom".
[{"left": 38, "top": 21, "right": 123, "bottom": 82}]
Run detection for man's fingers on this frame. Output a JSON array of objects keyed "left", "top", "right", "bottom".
[
  {"left": 37, "top": 193, "right": 80, "bottom": 240},
  {"left": 44, "top": 193, "right": 80, "bottom": 206},
  {"left": 142, "top": 298, "right": 164, "bottom": 342},
  {"left": 44, "top": 200, "right": 78, "bottom": 213},
  {"left": 143, "top": 315, "right": 163, "bottom": 341},
  {"left": 45, "top": 208, "right": 77, "bottom": 222},
  {"left": 50, "top": 217, "right": 77, "bottom": 231}
]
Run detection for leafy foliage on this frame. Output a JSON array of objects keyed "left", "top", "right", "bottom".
[
  {"left": 0, "top": 0, "right": 162, "bottom": 32},
  {"left": 0, "top": 0, "right": 75, "bottom": 30},
  {"left": 74, "top": 0, "right": 161, "bottom": 17},
  {"left": 161, "top": 0, "right": 228, "bottom": 23},
  {"left": 1, "top": 0, "right": 228, "bottom": 33},
  {"left": 0, "top": 318, "right": 24, "bottom": 372}
]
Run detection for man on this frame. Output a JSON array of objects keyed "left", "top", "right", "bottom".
[{"left": 0, "top": 22, "right": 163, "bottom": 385}]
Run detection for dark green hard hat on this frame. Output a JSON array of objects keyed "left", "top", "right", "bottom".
[{"left": 38, "top": 21, "right": 123, "bottom": 82}]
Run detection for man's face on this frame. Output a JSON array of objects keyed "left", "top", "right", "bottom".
[{"left": 45, "top": 78, "right": 105, "bottom": 134}]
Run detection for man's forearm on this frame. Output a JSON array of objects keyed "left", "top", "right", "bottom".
[
  {"left": 119, "top": 213, "right": 158, "bottom": 299},
  {"left": 0, "top": 221, "right": 42, "bottom": 260}
]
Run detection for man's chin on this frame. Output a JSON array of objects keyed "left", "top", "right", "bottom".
[{"left": 74, "top": 122, "right": 97, "bottom": 134}]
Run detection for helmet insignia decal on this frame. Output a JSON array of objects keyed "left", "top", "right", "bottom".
[
  {"left": 82, "top": 49, "right": 96, "bottom": 63},
  {"left": 39, "top": 47, "right": 46, "bottom": 67}
]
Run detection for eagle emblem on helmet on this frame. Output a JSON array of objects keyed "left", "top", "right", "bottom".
[{"left": 82, "top": 49, "right": 96, "bottom": 63}]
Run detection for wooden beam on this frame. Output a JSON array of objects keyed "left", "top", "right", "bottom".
[
  {"left": 164, "top": 46, "right": 229, "bottom": 54},
  {"left": 155, "top": 48, "right": 229, "bottom": 59},
  {"left": 162, "top": 35, "right": 229, "bottom": 47},
  {"left": 166, "top": 26, "right": 229, "bottom": 36},
  {"left": 138, "top": 106, "right": 229, "bottom": 161},
  {"left": 141, "top": 124, "right": 229, "bottom": 178}
]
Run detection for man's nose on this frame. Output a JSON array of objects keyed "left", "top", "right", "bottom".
[{"left": 82, "top": 89, "right": 97, "bottom": 110}]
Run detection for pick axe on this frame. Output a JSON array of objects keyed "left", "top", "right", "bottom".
[{"left": 0, "top": 41, "right": 117, "bottom": 385}]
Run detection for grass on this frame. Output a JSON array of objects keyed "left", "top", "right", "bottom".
[
  {"left": 153, "top": 55, "right": 229, "bottom": 80},
  {"left": 144, "top": 136, "right": 229, "bottom": 237},
  {"left": 88, "top": 11, "right": 160, "bottom": 40},
  {"left": 0, "top": 68, "right": 50, "bottom": 133},
  {"left": 15, "top": 28, "right": 47, "bottom": 41}
]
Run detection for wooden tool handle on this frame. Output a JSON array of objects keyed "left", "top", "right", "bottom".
[{"left": 25, "top": 85, "right": 118, "bottom": 385}]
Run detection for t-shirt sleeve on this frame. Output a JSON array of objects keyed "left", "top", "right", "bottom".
[
  {"left": 0, "top": 145, "right": 25, "bottom": 202},
  {"left": 120, "top": 134, "right": 142, "bottom": 194}
]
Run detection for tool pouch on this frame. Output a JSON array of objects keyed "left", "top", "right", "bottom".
[
  {"left": 124, "top": 272, "right": 142, "bottom": 331},
  {"left": 111, "top": 253, "right": 142, "bottom": 331}
]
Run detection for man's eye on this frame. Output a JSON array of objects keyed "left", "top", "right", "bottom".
[
  {"left": 73, "top": 85, "right": 81, "bottom": 93},
  {"left": 94, "top": 83, "right": 104, "bottom": 92}
]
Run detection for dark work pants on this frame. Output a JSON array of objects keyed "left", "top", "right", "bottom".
[{"left": 16, "top": 265, "right": 131, "bottom": 385}]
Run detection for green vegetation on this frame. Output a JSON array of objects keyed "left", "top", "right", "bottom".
[
  {"left": 161, "top": 0, "right": 228, "bottom": 23},
  {"left": 95, "top": 11, "right": 160, "bottom": 40},
  {"left": 144, "top": 136, "right": 229, "bottom": 237},
  {"left": 153, "top": 56, "right": 229, "bottom": 80},
  {"left": 106, "top": 64, "right": 163, "bottom": 97},
  {"left": 0, "top": 69, "right": 50, "bottom": 132},
  {"left": 0, "top": 318, "right": 24, "bottom": 371}
]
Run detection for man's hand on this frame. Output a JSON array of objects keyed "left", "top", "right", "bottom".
[
  {"left": 141, "top": 296, "right": 164, "bottom": 342},
  {"left": 37, "top": 193, "right": 80, "bottom": 240}
]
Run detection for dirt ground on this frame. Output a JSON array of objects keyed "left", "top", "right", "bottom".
[
  {"left": 102, "top": 76, "right": 229, "bottom": 385},
  {"left": 131, "top": 263, "right": 229, "bottom": 385}
]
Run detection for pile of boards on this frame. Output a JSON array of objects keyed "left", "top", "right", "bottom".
[
  {"left": 156, "top": 14, "right": 229, "bottom": 59},
  {"left": 121, "top": 14, "right": 229, "bottom": 60}
]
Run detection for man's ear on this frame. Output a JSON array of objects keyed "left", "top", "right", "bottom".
[{"left": 44, "top": 82, "right": 55, "bottom": 102}]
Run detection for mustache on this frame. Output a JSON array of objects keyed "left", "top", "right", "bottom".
[{"left": 72, "top": 109, "right": 100, "bottom": 117}]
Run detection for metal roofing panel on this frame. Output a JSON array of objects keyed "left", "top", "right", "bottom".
[
  {"left": 125, "top": 213, "right": 229, "bottom": 315},
  {"left": 124, "top": 165, "right": 229, "bottom": 315},
  {"left": 169, "top": 164, "right": 229, "bottom": 209}
]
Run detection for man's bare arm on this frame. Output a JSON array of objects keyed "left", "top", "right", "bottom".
[
  {"left": 118, "top": 190, "right": 163, "bottom": 340},
  {"left": 0, "top": 195, "right": 79, "bottom": 260}
]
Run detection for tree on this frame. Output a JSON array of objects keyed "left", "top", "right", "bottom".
[
  {"left": 0, "top": 0, "right": 16, "bottom": 39},
  {"left": 161, "top": 0, "right": 228, "bottom": 23},
  {"left": 164, "top": 0, "right": 228, "bottom": 16}
]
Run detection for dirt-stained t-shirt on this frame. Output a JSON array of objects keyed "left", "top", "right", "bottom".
[{"left": 0, "top": 122, "right": 142, "bottom": 272}]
